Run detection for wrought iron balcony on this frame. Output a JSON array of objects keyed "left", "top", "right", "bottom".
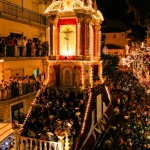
[{"left": 0, "top": 0, "right": 47, "bottom": 26}]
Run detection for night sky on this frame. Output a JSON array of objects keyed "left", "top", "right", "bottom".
[
  {"left": 96, "top": 0, "right": 150, "bottom": 27},
  {"left": 97, "top": 0, "right": 127, "bottom": 21},
  {"left": 96, "top": 0, "right": 150, "bottom": 41}
]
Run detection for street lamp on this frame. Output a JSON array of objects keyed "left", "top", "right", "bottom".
[{"left": 0, "top": 60, "right": 4, "bottom": 63}]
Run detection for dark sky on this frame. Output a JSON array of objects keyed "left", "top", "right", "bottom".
[
  {"left": 97, "top": 0, "right": 127, "bottom": 21},
  {"left": 96, "top": 0, "right": 150, "bottom": 27}
]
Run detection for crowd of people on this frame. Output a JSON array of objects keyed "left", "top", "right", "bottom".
[
  {"left": 0, "top": 73, "right": 45, "bottom": 100},
  {"left": 20, "top": 87, "right": 88, "bottom": 148},
  {"left": 1, "top": 36, "right": 149, "bottom": 149},
  {"left": 12, "top": 68, "right": 150, "bottom": 150},
  {"left": 100, "top": 70, "right": 150, "bottom": 149},
  {"left": 0, "top": 36, "right": 48, "bottom": 57}
]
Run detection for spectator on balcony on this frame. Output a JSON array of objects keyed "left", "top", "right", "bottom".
[
  {"left": 35, "top": 75, "right": 41, "bottom": 91},
  {"left": 7, "top": 37, "right": 12, "bottom": 57},
  {"left": 25, "top": 75, "right": 30, "bottom": 93},
  {"left": 5, "top": 80, "right": 11, "bottom": 99},
  {"left": 0, "top": 79, "right": 5, "bottom": 100},
  {"left": 35, "top": 40, "right": 40, "bottom": 56},
  {"left": 1, "top": 35, "right": 50, "bottom": 58},
  {"left": 28, "top": 76, "right": 34, "bottom": 92},
  {"left": 14, "top": 37, "right": 19, "bottom": 57},
  {"left": 11, "top": 36, "right": 17, "bottom": 57},
  {"left": 22, "top": 37, "right": 27, "bottom": 57},
  {"left": 31, "top": 41, "right": 36, "bottom": 57},
  {"left": 11, "top": 77, "right": 19, "bottom": 98},
  {"left": 17, "top": 37, "right": 23, "bottom": 57},
  {"left": 42, "top": 41, "right": 48, "bottom": 56},
  {"left": 18, "top": 77, "right": 23, "bottom": 96},
  {"left": 26, "top": 39, "right": 32, "bottom": 57},
  {"left": 0, "top": 73, "right": 45, "bottom": 100},
  {"left": 39, "top": 41, "right": 43, "bottom": 57}
]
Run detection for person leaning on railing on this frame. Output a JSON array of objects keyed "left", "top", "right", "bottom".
[
  {"left": 0, "top": 36, "right": 49, "bottom": 57},
  {"left": 0, "top": 79, "right": 5, "bottom": 100},
  {"left": 0, "top": 73, "right": 45, "bottom": 100},
  {"left": 0, "top": 37, "right": 5, "bottom": 57}
]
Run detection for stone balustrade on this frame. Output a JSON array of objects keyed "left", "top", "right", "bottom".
[{"left": 19, "top": 136, "right": 64, "bottom": 150}]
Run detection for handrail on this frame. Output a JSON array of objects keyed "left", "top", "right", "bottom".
[
  {"left": 74, "top": 86, "right": 99, "bottom": 150},
  {"left": 91, "top": 104, "right": 113, "bottom": 149},
  {"left": 0, "top": 0, "right": 46, "bottom": 25},
  {"left": 0, "top": 82, "right": 40, "bottom": 101},
  {"left": 75, "top": 84, "right": 113, "bottom": 150},
  {"left": 19, "top": 136, "right": 63, "bottom": 150}
]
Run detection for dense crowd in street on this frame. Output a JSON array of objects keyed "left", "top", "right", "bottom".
[
  {"left": 0, "top": 36, "right": 48, "bottom": 57},
  {"left": 100, "top": 70, "right": 150, "bottom": 150},
  {"left": 9, "top": 68, "right": 150, "bottom": 150},
  {"left": 20, "top": 87, "right": 88, "bottom": 149}
]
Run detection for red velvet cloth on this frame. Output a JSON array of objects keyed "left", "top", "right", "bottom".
[{"left": 59, "top": 18, "right": 76, "bottom": 25}]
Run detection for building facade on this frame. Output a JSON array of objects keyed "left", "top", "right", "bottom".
[
  {"left": 101, "top": 19, "right": 127, "bottom": 57},
  {"left": 0, "top": 0, "right": 48, "bottom": 41}
]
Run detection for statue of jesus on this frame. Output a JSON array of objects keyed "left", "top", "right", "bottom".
[{"left": 62, "top": 28, "right": 74, "bottom": 51}]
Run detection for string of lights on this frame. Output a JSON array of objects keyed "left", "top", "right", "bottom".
[{"left": 126, "top": 46, "right": 150, "bottom": 94}]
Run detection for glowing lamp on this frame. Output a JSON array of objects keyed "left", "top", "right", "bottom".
[{"left": 0, "top": 59, "right": 4, "bottom": 62}]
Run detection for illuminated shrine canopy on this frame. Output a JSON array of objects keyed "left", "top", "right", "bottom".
[
  {"left": 45, "top": 0, "right": 104, "bottom": 59},
  {"left": 44, "top": 0, "right": 104, "bottom": 88},
  {"left": 44, "top": 0, "right": 104, "bottom": 20}
]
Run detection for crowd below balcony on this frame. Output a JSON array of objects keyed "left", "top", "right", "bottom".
[
  {"left": 0, "top": 73, "right": 45, "bottom": 100},
  {"left": 19, "top": 86, "right": 88, "bottom": 149},
  {"left": 0, "top": 36, "right": 49, "bottom": 58},
  {"left": 100, "top": 69, "right": 150, "bottom": 149},
  {"left": 11, "top": 68, "right": 150, "bottom": 149}
]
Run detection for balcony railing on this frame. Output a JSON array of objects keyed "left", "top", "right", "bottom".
[
  {"left": 19, "top": 136, "right": 63, "bottom": 150},
  {"left": 0, "top": 0, "right": 46, "bottom": 25},
  {"left": 0, "top": 82, "right": 41, "bottom": 101}
]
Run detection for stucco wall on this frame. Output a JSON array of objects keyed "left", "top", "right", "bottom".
[
  {"left": 0, "top": 92, "right": 37, "bottom": 123},
  {"left": 6, "top": 0, "right": 38, "bottom": 12},
  {"left": 104, "top": 32, "right": 126, "bottom": 47},
  {"left": 1, "top": 58, "right": 44, "bottom": 81},
  {"left": 0, "top": 18, "right": 46, "bottom": 41}
]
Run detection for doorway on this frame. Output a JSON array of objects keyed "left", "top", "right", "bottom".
[
  {"left": 62, "top": 68, "right": 73, "bottom": 87},
  {"left": 10, "top": 32, "right": 22, "bottom": 38},
  {"left": 33, "top": 69, "right": 39, "bottom": 77},
  {"left": 11, "top": 102, "right": 24, "bottom": 122}
]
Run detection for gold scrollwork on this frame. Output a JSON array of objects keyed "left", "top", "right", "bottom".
[
  {"left": 76, "top": 13, "right": 85, "bottom": 23},
  {"left": 84, "top": 14, "right": 92, "bottom": 24},
  {"left": 48, "top": 15, "right": 57, "bottom": 25}
]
